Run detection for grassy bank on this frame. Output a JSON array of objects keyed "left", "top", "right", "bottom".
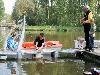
[{"left": 25, "top": 26, "right": 83, "bottom": 32}]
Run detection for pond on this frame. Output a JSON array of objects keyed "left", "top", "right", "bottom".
[
  {"left": 0, "top": 29, "right": 100, "bottom": 75},
  {"left": 25, "top": 31, "right": 83, "bottom": 49},
  {"left": 25, "top": 31, "right": 100, "bottom": 49},
  {"left": 0, "top": 60, "right": 100, "bottom": 75}
]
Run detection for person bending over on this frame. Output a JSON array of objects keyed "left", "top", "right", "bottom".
[
  {"left": 7, "top": 32, "right": 18, "bottom": 51},
  {"left": 34, "top": 33, "right": 45, "bottom": 64}
]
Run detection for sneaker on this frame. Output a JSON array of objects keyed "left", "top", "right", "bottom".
[
  {"left": 84, "top": 47, "right": 89, "bottom": 50},
  {"left": 91, "top": 48, "right": 94, "bottom": 52},
  {"left": 85, "top": 48, "right": 89, "bottom": 51}
]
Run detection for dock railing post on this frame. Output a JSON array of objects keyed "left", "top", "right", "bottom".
[{"left": 17, "top": 15, "right": 26, "bottom": 59}]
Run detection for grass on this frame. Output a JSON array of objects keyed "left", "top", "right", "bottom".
[{"left": 25, "top": 26, "right": 83, "bottom": 32}]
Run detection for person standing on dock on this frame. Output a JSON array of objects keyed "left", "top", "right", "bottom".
[
  {"left": 81, "top": 5, "right": 94, "bottom": 51},
  {"left": 34, "top": 33, "right": 45, "bottom": 64}
]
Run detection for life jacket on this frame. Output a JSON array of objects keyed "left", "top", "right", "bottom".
[
  {"left": 83, "top": 10, "right": 92, "bottom": 32},
  {"left": 84, "top": 10, "right": 91, "bottom": 21}
]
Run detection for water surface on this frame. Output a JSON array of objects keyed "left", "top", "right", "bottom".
[{"left": 0, "top": 30, "right": 100, "bottom": 75}]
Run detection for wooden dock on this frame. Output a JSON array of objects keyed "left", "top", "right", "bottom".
[
  {"left": 59, "top": 48, "right": 100, "bottom": 64},
  {"left": 82, "top": 48, "right": 100, "bottom": 63},
  {"left": 0, "top": 48, "right": 61, "bottom": 60},
  {"left": 69, "top": 48, "right": 100, "bottom": 64},
  {"left": 0, "top": 47, "right": 100, "bottom": 64}
]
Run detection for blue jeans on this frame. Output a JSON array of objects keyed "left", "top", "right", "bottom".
[{"left": 89, "top": 34, "right": 94, "bottom": 50}]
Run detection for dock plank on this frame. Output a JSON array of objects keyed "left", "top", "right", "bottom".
[{"left": 0, "top": 48, "right": 61, "bottom": 60}]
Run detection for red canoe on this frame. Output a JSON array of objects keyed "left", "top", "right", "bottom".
[{"left": 22, "top": 41, "right": 62, "bottom": 49}]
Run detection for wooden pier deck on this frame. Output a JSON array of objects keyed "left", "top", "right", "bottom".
[
  {"left": 58, "top": 48, "right": 100, "bottom": 64},
  {"left": 0, "top": 48, "right": 61, "bottom": 60},
  {"left": 0, "top": 47, "right": 100, "bottom": 64},
  {"left": 82, "top": 48, "right": 100, "bottom": 63}
]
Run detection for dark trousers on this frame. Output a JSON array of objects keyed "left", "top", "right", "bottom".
[
  {"left": 83, "top": 24, "right": 91, "bottom": 49},
  {"left": 89, "top": 34, "right": 94, "bottom": 49}
]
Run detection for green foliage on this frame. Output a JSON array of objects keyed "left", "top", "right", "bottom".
[
  {"left": 12, "top": 0, "right": 99, "bottom": 27},
  {"left": 0, "top": 0, "right": 4, "bottom": 21},
  {"left": 12, "top": 0, "right": 35, "bottom": 24}
]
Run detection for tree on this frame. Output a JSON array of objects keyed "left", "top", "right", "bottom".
[
  {"left": 0, "top": 0, "right": 4, "bottom": 21},
  {"left": 12, "top": 0, "right": 99, "bottom": 27},
  {"left": 12, "top": 0, "right": 35, "bottom": 24}
]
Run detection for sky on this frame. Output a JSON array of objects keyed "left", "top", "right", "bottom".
[{"left": 3, "top": 0, "right": 16, "bottom": 15}]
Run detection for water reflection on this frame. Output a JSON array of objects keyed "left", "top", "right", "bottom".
[
  {"left": 83, "top": 61, "right": 100, "bottom": 72},
  {"left": 25, "top": 60, "right": 82, "bottom": 75},
  {"left": 21, "top": 59, "right": 84, "bottom": 75},
  {"left": 7, "top": 62, "right": 16, "bottom": 74},
  {"left": 0, "top": 59, "right": 100, "bottom": 75},
  {"left": 35, "top": 62, "right": 44, "bottom": 75},
  {"left": 0, "top": 61, "right": 19, "bottom": 75}
]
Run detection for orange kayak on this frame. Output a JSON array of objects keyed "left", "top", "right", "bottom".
[{"left": 22, "top": 41, "right": 62, "bottom": 49}]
